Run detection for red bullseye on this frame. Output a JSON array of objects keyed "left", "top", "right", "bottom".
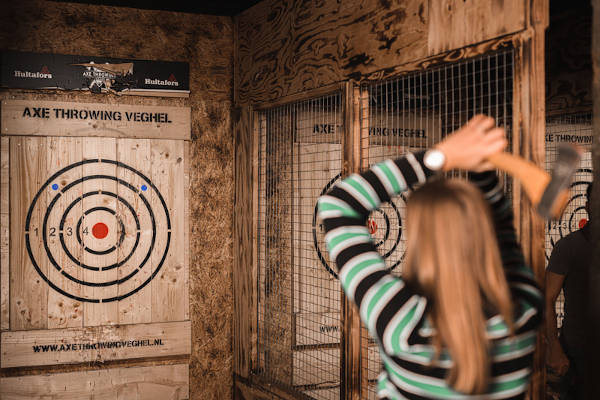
[
  {"left": 579, "top": 218, "right": 588, "bottom": 229},
  {"left": 368, "top": 219, "right": 378, "bottom": 234},
  {"left": 92, "top": 222, "right": 109, "bottom": 239}
]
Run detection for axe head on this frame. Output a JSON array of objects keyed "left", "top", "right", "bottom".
[{"left": 537, "top": 144, "right": 581, "bottom": 219}]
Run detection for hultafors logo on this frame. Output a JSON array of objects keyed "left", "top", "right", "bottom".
[
  {"left": 145, "top": 73, "right": 179, "bottom": 87},
  {"left": 14, "top": 65, "right": 53, "bottom": 79}
]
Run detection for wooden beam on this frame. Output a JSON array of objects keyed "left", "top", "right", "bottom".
[
  {"left": 0, "top": 363, "right": 189, "bottom": 400},
  {"left": 235, "top": 0, "right": 536, "bottom": 106},
  {"left": 427, "top": 0, "right": 526, "bottom": 55},
  {"left": 1, "top": 320, "right": 191, "bottom": 368},
  {"left": 233, "top": 105, "right": 256, "bottom": 379},
  {"left": 1, "top": 100, "right": 191, "bottom": 140},
  {"left": 234, "top": 374, "right": 311, "bottom": 400},
  {"left": 339, "top": 82, "right": 363, "bottom": 399},
  {"left": 0, "top": 137, "right": 8, "bottom": 331},
  {"left": 512, "top": 1, "right": 548, "bottom": 399}
]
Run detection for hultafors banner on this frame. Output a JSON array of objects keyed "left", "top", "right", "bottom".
[{"left": 1, "top": 50, "right": 189, "bottom": 95}]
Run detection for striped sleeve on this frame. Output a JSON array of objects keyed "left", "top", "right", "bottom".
[
  {"left": 317, "top": 151, "right": 435, "bottom": 339},
  {"left": 468, "top": 172, "right": 544, "bottom": 325}
]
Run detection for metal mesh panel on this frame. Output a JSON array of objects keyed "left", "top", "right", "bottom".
[
  {"left": 257, "top": 94, "right": 343, "bottom": 399},
  {"left": 545, "top": 112, "right": 593, "bottom": 327},
  {"left": 359, "top": 49, "right": 515, "bottom": 398}
]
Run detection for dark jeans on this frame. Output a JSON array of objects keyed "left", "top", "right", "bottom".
[{"left": 558, "top": 333, "right": 585, "bottom": 400}]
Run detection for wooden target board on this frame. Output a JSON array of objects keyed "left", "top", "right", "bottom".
[
  {"left": 0, "top": 101, "right": 190, "bottom": 369},
  {"left": 545, "top": 121, "right": 593, "bottom": 261}
]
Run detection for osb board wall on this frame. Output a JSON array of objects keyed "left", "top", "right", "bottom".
[
  {"left": 234, "top": 0, "right": 528, "bottom": 105},
  {"left": 546, "top": 7, "right": 592, "bottom": 114},
  {"left": 0, "top": 1, "right": 233, "bottom": 399}
]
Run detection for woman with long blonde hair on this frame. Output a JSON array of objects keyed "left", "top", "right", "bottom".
[{"left": 317, "top": 115, "right": 542, "bottom": 399}]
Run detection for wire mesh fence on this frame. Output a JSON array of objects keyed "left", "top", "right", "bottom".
[
  {"left": 251, "top": 47, "right": 582, "bottom": 400},
  {"left": 359, "top": 48, "right": 515, "bottom": 398},
  {"left": 257, "top": 93, "right": 343, "bottom": 399},
  {"left": 544, "top": 112, "right": 593, "bottom": 327}
]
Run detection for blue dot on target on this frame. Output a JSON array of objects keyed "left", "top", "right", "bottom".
[
  {"left": 141, "top": 185, "right": 148, "bottom": 192},
  {"left": 51, "top": 183, "right": 59, "bottom": 190}
]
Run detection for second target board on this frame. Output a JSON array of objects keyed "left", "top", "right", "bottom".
[
  {"left": 313, "top": 173, "right": 407, "bottom": 279},
  {"left": 546, "top": 168, "right": 592, "bottom": 261}
]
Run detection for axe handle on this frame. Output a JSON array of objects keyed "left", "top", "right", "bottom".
[{"left": 486, "top": 152, "right": 550, "bottom": 207}]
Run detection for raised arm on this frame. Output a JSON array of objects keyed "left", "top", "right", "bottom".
[
  {"left": 317, "top": 115, "right": 511, "bottom": 344},
  {"left": 317, "top": 151, "right": 436, "bottom": 346}
]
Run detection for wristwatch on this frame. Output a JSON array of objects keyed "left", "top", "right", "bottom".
[{"left": 423, "top": 148, "right": 446, "bottom": 171}]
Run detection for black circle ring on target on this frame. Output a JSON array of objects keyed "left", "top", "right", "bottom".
[
  {"left": 62, "top": 190, "right": 142, "bottom": 271},
  {"left": 313, "top": 174, "right": 404, "bottom": 279},
  {"left": 25, "top": 159, "right": 171, "bottom": 303},
  {"left": 545, "top": 168, "right": 592, "bottom": 261}
]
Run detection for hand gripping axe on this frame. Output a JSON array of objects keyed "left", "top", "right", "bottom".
[{"left": 487, "top": 144, "right": 581, "bottom": 219}]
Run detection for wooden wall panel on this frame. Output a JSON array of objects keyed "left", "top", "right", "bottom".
[
  {"left": 2, "top": 136, "right": 189, "bottom": 368},
  {"left": 1, "top": 321, "right": 191, "bottom": 368},
  {"left": 1, "top": 100, "right": 191, "bottom": 140},
  {"left": 233, "top": 106, "right": 255, "bottom": 379},
  {"left": 0, "top": 363, "right": 189, "bottom": 400},
  {"left": 47, "top": 137, "right": 84, "bottom": 330},
  {"left": 0, "top": 137, "right": 9, "bottom": 330},
  {"left": 235, "top": 0, "right": 429, "bottom": 105},
  {"left": 512, "top": 2, "right": 549, "bottom": 399},
  {"left": 427, "top": 0, "right": 526, "bottom": 55},
  {"left": 235, "top": 0, "right": 533, "bottom": 106},
  {"left": 0, "top": 2, "right": 233, "bottom": 399},
  {"left": 116, "top": 139, "right": 153, "bottom": 325},
  {"left": 9, "top": 137, "right": 49, "bottom": 331}
]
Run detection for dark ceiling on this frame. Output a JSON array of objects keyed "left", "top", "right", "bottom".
[{"left": 49, "top": 0, "right": 264, "bottom": 16}]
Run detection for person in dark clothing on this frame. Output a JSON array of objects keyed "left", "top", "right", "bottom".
[{"left": 545, "top": 182, "right": 593, "bottom": 400}]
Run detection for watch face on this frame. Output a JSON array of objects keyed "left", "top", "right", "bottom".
[{"left": 425, "top": 150, "right": 444, "bottom": 170}]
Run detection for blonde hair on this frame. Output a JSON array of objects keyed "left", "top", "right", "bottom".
[{"left": 404, "top": 178, "right": 514, "bottom": 394}]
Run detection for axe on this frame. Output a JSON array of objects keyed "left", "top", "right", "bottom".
[{"left": 487, "top": 143, "right": 581, "bottom": 219}]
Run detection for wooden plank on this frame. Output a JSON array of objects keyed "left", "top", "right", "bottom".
[
  {"left": 292, "top": 348, "right": 339, "bottom": 387},
  {"left": 294, "top": 312, "right": 340, "bottom": 346},
  {"left": 0, "top": 363, "right": 189, "bottom": 400},
  {"left": 235, "top": 0, "right": 429, "bottom": 106},
  {"left": 362, "top": 34, "right": 515, "bottom": 85},
  {"left": 183, "top": 141, "right": 190, "bottom": 321},
  {"left": 235, "top": 0, "right": 534, "bottom": 106},
  {"left": 341, "top": 83, "right": 363, "bottom": 400},
  {"left": 512, "top": 1, "right": 548, "bottom": 398},
  {"left": 234, "top": 375, "right": 296, "bottom": 400},
  {"left": 252, "top": 83, "right": 345, "bottom": 111},
  {"left": 293, "top": 142, "right": 341, "bottom": 315},
  {"left": 1, "top": 100, "right": 191, "bottom": 140},
  {"left": 82, "top": 138, "right": 119, "bottom": 327},
  {"left": 46, "top": 137, "right": 84, "bottom": 329},
  {"left": 115, "top": 139, "right": 153, "bottom": 325},
  {"left": 1, "top": 320, "right": 191, "bottom": 368},
  {"left": 150, "top": 140, "right": 186, "bottom": 322},
  {"left": 1, "top": 136, "right": 9, "bottom": 330},
  {"left": 251, "top": 109, "right": 260, "bottom": 373},
  {"left": 10, "top": 136, "right": 48, "bottom": 331},
  {"left": 427, "top": 0, "right": 526, "bottom": 56},
  {"left": 233, "top": 106, "right": 255, "bottom": 378},
  {"left": 367, "top": 345, "right": 381, "bottom": 381}
]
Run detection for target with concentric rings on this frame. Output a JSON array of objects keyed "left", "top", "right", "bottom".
[
  {"left": 545, "top": 168, "right": 592, "bottom": 261},
  {"left": 25, "top": 159, "right": 171, "bottom": 303},
  {"left": 313, "top": 174, "right": 406, "bottom": 279}
]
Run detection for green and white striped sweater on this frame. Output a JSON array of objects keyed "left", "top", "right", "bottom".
[{"left": 317, "top": 150, "right": 543, "bottom": 399}]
